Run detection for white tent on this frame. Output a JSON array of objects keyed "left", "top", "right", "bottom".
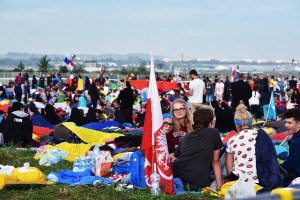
[{"left": 215, "top": 65, "right": 229, "bottom": 70}]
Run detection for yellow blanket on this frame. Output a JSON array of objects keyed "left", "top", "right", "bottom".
[{"left": 62, "top": 122, "right": 124, "bottom": 144}]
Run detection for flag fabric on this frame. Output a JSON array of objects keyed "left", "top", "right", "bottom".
[
  {"left": 64, "top": 56, "right": 75, "bottom": 71},
  {"left": 141, "top": 51, "right": 174, "bottom": 194},
  {"left": 235, "top": 65, "right": 240, "bottom": 81},
  {"left": 267, "top": 92, "right": 277, "bottom": 120},
  {"left": 231, "top": 66, "right": 236, "bottom": 82}
]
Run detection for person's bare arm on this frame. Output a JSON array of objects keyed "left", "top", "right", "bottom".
[
  {"left": 226, "top": 152, "right": 233, "bottom": 175},
  {"left": 212, "top": 149, "right": 222, "bottom": 189},
  {"left": 187, "top": 88, "right": 193, "bottom": 96}
]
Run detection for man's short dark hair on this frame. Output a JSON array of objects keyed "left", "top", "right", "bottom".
[
  {"left": 12, "top": 102, "right": 24, "bottom": 111},
  {"left": 277, "top": 113, "right": 284, "bottom": 120},
  {"left": 284, "top": 108, "right": 300, "bottom": 122},
  {"left": 238, "top": 73, "right": 245, "bottom": 79},
  {"left": 193, "top": 108, "right": 214, "bottom": 129},
  {"left": 189, "top": 69, "right": 198, "bottom": 76}
]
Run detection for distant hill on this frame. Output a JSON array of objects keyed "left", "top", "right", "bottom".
[{"left": 0, "top": 52, "right": 164, "bottom": 61}]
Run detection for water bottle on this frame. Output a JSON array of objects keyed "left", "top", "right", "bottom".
[
  {"left": 150, "top": 163, "right": 161, "bottom": 196},
  {"left": 73, "top": 157, "right": 80, "bottom": 172},
  {"left": 88, "top": 152, "right": 95, "bottom": 172},
  {"left": 79, "top": 156, "right": 87, "bottom": 172},
  {"left": 93, "top": 144, "right": 101, "bottom": 156}
]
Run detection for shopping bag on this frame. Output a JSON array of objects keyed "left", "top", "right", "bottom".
[
  {"left": 224, "top": 174, "right": 256, "bottom": 199},
  {"left": 94, "top": 151, "right": 113, "bottom": 177}
]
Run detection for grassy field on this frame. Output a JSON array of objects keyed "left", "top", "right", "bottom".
[{"left": 0, "top": 147, "right": 216, "bottom": 200}]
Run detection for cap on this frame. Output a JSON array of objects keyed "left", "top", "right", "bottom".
[
  {"left": 162, "top": 113, "right": 174, "bottom": 120},
  {"left": 264, "top": 75, "right": 268, "bottom": 79},
  {"left": 56, "top": 107, "right": 63, "bottom": 111}
]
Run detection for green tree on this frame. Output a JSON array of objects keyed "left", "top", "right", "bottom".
[
  {"left": 14, "top": 61, "right": 25, "bottom": 72},
  {"left": 59, "top": 66, "right": 69, "bottom": 74},
  {"left": 72, "top": 64, "right": 86, "bottom": 73},
  {"left": 37, "top": 55, "right": 51, "bottom": 72}
]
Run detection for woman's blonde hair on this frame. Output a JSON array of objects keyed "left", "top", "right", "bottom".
[
  {"left": 234, "top": 104, "right": 253, "bottom": 128},
  {"left": 170, "top": 98, "right": 193, "bottom": 132}
]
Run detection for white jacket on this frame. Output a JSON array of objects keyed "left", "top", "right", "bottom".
[{"left": 249, "top": 91, "right": 260, "bottom": 106}]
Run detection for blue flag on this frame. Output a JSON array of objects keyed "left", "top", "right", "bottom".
[{"left": 268, "top": 92, "right": 277, "bottom": 120}]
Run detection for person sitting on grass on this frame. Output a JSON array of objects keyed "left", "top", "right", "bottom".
[
  {"left": 226, "top": 104, "right": 282, "bottom": 191},
  {"left": 1, "top": 102, "right": 33, "bottom": 147},
  {"left": 281, "top": 108, "right": 300, "bottom": 185},
  {"left": 171, "top": 107, "right": 223, "bottom": 191}
]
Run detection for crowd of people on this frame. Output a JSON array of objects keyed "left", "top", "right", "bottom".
[{"left": 0, "top": 68, "right": 300, "bottom": 193}]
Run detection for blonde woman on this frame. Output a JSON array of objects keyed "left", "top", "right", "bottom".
[
  {"left": 225, "top": 104, "right": 282, "bottom": 190},
  {"left": 168, "top": 98, "right": 193, "bottom": 156}
]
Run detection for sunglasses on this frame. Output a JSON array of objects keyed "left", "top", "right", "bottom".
[
  {"left": 173, "top": 108, "right": 185, "bottom": 113},
  {"left": 163, "top": 122, "right": 175, "bottom": 127}
]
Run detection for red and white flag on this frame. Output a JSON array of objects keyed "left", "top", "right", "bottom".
[
  {"left": 231, "top": 66, "right": 236, "bottom": 82},
  {"left": 141, "top": 50, "right": 174, "bottom": 194},
  {"left": 64, "top": 55, "right": 75, "bottom": 71}
]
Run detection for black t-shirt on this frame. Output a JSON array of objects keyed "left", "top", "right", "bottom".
[
  {"left": 289, "top": 79, "right": 298, "bottom": 89},
  {"left": 172, "top": 128, "right": 223, "bottom": 187}
]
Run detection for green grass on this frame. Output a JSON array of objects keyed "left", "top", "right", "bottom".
[{"left": 0, "top": 147, "right": 217, "bottom": 200}]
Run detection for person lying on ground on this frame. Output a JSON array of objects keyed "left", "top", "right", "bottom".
[{"left": 263, "top": 113, "right": 287, "bottom": 134}]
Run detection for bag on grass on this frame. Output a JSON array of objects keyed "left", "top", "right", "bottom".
[
  {"left": 224, "top": 174, "right": 256, "bottom": 199},
  {"left": 39, "top": 148, "right": 69, "bottom": 166},
  {"left": 94, "top": 151, "right": 113, "bottom": 177},
  {"left": 129, "top": 150, "right": 146, "bottom": 188}
]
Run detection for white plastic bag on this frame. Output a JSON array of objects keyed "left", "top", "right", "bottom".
[
  {"left": 39, "top": 148, "right": 68, "bottom": 166},
  {"left": 0, "top": 164, "right": 15, "bottom": 175},
  {"left": 225, "top": 174, "right": 256, "bottom": 199}
]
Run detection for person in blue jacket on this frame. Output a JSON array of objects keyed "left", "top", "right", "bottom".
[{"left": 281, "top": 108, "right": 300, "bottom": 184}]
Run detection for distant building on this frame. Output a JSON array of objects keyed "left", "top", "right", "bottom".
[{"left": 85, "top": 61, "right": 97, "bottom": 68}]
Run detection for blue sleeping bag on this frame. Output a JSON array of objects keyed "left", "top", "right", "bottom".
[{"left": 82, "top": 120, "right": 120, "bottom": 131}]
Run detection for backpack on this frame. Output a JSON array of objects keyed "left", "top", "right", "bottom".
[{"left": 129, "top": 150, "right": 146, "bottom": 188}]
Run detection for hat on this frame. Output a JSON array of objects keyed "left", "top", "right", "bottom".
[
  {"left": 56, "top": 107, "right": 63, "bottom": 112},
  {"left": 28, "top": 98, "right": 33, "bottom": 102},
  {"left": 264, "top": 75, "right": 268, "bottom": 79},
  {"left": 163, "top": 113, "right": 174, "bottom": 120}
]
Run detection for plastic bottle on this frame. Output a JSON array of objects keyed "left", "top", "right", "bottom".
[
  {"left": 79, "top": 156, "right": 86, "bottom": 172},
  {"left": 87, "top": 153, "right": 95, "bottom": 172},
  {"left": 93, "top": 144, "right": 101, "bottom": 156},
  {"left": 150, "top": 163, "right": 161, "bottom": 196},
  {"left": 73, "top": 157, "right": 80, "bottom": 172}
]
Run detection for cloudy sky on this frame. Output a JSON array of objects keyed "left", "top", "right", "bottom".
[{"left": 0, "top": 0, "right": 299, "bottom": 61}]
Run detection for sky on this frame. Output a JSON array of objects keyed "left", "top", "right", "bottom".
[{"left": 0, "top": 0, "right": 299, "bottom": 61}]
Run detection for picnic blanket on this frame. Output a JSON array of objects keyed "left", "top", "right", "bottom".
[
  {"left": 62, "top": 122, "right": 123, "bottom": 144},
  {"left": 33, "top": 126, "right": 53, "bottom": 138},
  {"left": 32, "top": 115, "right": 55, "bottom": 129}
]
